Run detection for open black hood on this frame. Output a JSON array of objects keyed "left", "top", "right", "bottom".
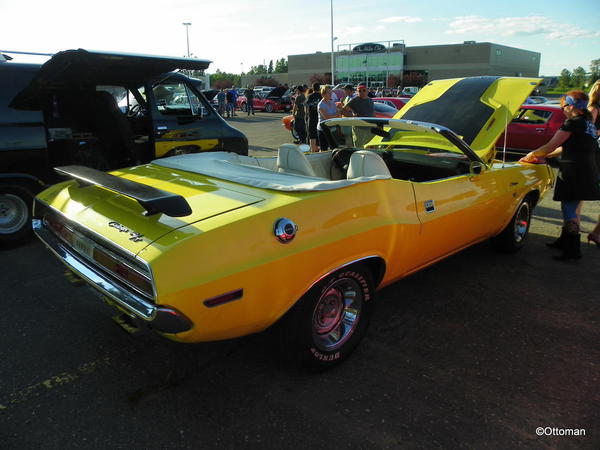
[
  {"left": 10, "top": 48, "right": 211, "bottom": 109},
  {"left": 266, "top": 87, "right": 288, "bottom": 98}
]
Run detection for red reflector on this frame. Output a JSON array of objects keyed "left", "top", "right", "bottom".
[{"left": 203, "top": 289, "right": 243, "bottom": 308}]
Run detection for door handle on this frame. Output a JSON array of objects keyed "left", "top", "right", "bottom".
[{"left": 535, "top": 128, "right": 545, "bottom": 133}]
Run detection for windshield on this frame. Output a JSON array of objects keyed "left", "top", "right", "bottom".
[{"left": 321, "top": 118, "right": 479, "bottom": 161}]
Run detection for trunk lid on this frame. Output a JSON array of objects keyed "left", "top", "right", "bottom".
[{"left": 37, "top": 163, "right": 264, "bottom": 255}]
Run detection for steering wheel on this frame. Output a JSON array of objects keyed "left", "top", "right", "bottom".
[
  {"left": 330, "top": 148, "right": 355, "bottom": 178},
  {"left": 127, "top": 103, "right": 143, "bottom": 118}
]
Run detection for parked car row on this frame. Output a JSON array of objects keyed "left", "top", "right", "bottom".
[{"left": 208, "top": 87, "right": 292, "bottom": 113}]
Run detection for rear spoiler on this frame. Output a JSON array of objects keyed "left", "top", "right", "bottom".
[{"left": 54, "top": 165, "right": 192, "bottom": 217}]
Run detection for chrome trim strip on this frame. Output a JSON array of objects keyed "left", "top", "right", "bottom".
[{"left": 33, "top": 219, "right": 157, "bottom": 320}]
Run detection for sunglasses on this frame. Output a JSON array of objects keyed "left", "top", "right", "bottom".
[{"left": 358, "top": 89, "right": 367, "bottom": 92}]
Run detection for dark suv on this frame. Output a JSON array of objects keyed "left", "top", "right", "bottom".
[{"left": 0, "top": 49, "right": 248, "bottom": 244}]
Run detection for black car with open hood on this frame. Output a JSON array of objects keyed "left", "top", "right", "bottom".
[{"left": 0, "top": 49, "right": 248, "bottom": 245}]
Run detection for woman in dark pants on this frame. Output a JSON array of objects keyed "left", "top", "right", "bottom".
[
  {"left": 521, "top": 90, "right": 600, "bottom": 261},
  {"left": 305, "top": 83, "right": 322, "bottom": 152}
]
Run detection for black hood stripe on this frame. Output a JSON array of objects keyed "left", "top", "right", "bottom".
[{"left": 401, "top": 76, "right": 499, "bottom": 145}]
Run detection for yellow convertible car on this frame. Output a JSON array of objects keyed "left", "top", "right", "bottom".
[{"left": 33, "top": 76, "right": 554, "bottom": 369}]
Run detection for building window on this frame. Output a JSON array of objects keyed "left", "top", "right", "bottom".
[{"left": 495, "top": 49, "right": 502, "bottom": 56}]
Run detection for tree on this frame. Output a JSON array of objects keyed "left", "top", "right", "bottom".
[
  {"left": 558, "top": 69, "right": 572, "bottom": 89},
  {"left": 268, "top": 60, "right": 273, "bottom": 74},
  {"left": 402, "top": 71, "right": 427, "bottom": 88},
  {"left": 210, "top": 69, "right": 241, "bottom": 89},
  {"left": 274, "top": 58, "right": 288, "bottom": 73},
  {"left": 589, "top": 59, "right": 600, "bottom": 85},
  {"left": 254, "top": 77, "right": 278, "bottom": 87},
  {"left": 309, "top": 73, "right": 331, "bottom": 86},
  {"left": 572, "top": 66, "right": 586, "bottom": 88},
  {"left": 247, "top": 64, "right": 267, "bottom": 75},
  {"left": 387, "top": 73, "right": 403, "bottom": 88}
]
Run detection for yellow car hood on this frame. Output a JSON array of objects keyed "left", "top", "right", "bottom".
[
  {"left": 394, "top": 76, "right": 541, "bottom": 161},
  {"left": 37, "top": 164, "right": 265, "bottom": 254}
]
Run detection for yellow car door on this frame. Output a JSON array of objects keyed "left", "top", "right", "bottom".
[{"left": 409, "top": 167, "right": 514, "bottom": 266}]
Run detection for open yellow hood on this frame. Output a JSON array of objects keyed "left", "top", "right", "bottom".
[{"left": 394, "top": 76, "right": 541, "bottom": 161}]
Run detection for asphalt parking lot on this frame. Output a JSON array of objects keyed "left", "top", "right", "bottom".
[{"left": 1, "top": 112, "right": 598, "bottom": 449}]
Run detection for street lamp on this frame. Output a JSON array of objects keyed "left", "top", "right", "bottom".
[
  {"left": 182, "top": 22, "right": 192, "bottom": 57},
  {"left": 330, "top": 0, "right": 335, "bottom": 85}
]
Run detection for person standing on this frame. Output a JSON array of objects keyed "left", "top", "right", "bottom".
[
  {"left": 343, "top": 83, "right": 376, "bottom": 148},
  {"left": 216, "top": 89, "right": 226, "bottom": 117},
  {"left": 305, "top": 82, "right": 322, "bottom": 152},
  {"left": 340, "top": 84, "right": 356, "bottom": 146},
  {"left": 230, "top": 86, "right": 238, "bottom": 116},
  {"left": 225, "top": 89, "right": 233, "bottom": 118},
  {"left": 292, "top": 85, "right": 307, "bottom": 144},
  {"left": 520, "top": 90, "right": 600, "bottom": 261},
  {"left": 585, "top": 80, "right": 600, "bottom": 246},
  {"left": 244, "top": 86, "right": 255, "bottom": 116},
  {"left": 317, "top": 85, "right": 341, "bottom": 151}
]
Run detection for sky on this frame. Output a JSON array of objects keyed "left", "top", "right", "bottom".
[{"left": 1, "top": 0, "right": 599, "bottom": 76}]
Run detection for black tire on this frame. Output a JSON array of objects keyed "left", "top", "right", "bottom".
[
  {"left": 240, "top": 102, "right": 247, "bottom": 112},
  {"left": 0, "top": 184, "right": 35, "bottom": 246},
  {"left": 492, "top": 197, "right": 532, "bottom": 253},
  {"left": 264, "top": 103, "right": 274, "bottom": 113},
  {"left": 283, "top": 264, "right": 375, "bottom": 370}
]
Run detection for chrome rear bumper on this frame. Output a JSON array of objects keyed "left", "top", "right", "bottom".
[{"left": 33, "top": 219, "right": 193, "bottom": 333}]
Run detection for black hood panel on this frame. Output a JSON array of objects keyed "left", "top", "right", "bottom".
[{"left": 266, "top": 87, "right": 288, "bottom": 98}]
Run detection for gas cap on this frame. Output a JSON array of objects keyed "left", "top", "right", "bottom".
[{"left": 274, "top": 218, "right": 298, "bottom": 243}]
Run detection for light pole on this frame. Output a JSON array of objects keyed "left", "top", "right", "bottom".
[
  {"left": 330, "top": 0, "right": 335, "bottom": 85},
  {"left": 182, "top": 22, "right": 192, "bottom": 57}
]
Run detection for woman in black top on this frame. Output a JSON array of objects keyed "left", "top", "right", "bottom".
[
  {"left": 305, "top": 83, "right": 322, "bottom": 152},
  {"left": 521, "top": 90, "right": 600, "bottom": 261},
  {"left": 586, "top": 80, "right": 600, "bottom": 246}
]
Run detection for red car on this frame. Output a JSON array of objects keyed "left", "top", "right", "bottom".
[
  {"left": 372, "top": 97, "right": 409, "bottom": 110},
  {"left": 496, "top": 104, "right": 566, "bottom": 154},
  {"left": 238, "top": 87, "right": 292, "bottom": 113}
]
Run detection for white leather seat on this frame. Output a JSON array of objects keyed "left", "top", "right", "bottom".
[
  {"left": 347, "top": 150, "right": 391, "bottom": 179},
  {"left": 277, "top": 144, "right": 317, "bottom": 177}
]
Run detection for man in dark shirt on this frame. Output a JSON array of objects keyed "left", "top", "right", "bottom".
[
  {"left": 244, "top": 86, "right": 255, "bottom": 116},
  {"left": 292, "top": 85, "right": 307, "bottom": 143},
  {"left": 343, "top": 83, "right": 375, "bottom": 147}
]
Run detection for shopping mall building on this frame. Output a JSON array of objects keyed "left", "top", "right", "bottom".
[{"left": 241, "top": 40, "right": 541, "bottom": 88}]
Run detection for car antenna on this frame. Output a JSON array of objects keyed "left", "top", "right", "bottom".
[{"left": 502, "top": 101, "right": 509, "bottom": 167}]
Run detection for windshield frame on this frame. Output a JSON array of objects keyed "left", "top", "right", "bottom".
[{"left": 321, "top": 117, "right": 483, "bottom": 163}]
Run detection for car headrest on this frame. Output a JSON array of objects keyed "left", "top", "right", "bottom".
[
  {"left": 277, "top": 144, "right": 317, "bottom": 177},
  {"left": 347, "top": 150, "right": 391, "bottom": 179}
]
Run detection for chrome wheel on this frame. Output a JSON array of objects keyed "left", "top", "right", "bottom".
[
  {"left": 311, "top": 277, "right": 363, "bottom": 351},
  {"left": 513, "top": 201, "right": 530, "bottom": 243},
  {"left": 0, "top": 193, "right": 28, "bottom": 235}
]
